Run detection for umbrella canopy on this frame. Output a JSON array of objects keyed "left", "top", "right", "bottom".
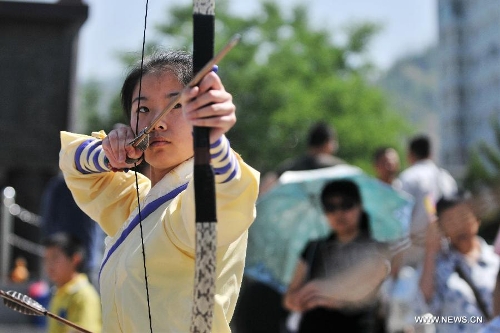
[{"left": 245, "top": 164, "right": 414, "bottom": 293}]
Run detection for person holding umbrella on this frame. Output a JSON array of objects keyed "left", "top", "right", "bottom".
[{"left": 283, "top": 179, "right": 390, "bottom": 333}]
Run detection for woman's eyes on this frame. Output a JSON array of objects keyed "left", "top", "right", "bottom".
[{"left": 135, "top": 103, "right": 182, "bottom": 114}]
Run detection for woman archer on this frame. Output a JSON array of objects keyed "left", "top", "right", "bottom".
[{"left": 59, "top": 50, "right": 260, "bottom": 332}]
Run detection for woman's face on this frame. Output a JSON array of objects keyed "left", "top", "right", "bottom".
[
  {"left": 324, "top": 196, "right": 362, "bottom": 237},
  {"left": 130, "top": 71, "right": 193, "bottom": 178},
  {"left": 438, "top": 203, "right": 479, "bottom": 254}
]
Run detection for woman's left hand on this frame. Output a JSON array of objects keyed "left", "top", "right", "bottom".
[{"left": 181, "top": 71, "right": 236, "bottom": 144}]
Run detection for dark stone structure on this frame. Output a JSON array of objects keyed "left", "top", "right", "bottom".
[{"left": 0, "top": 0, "right": 88, "bottom": 278}]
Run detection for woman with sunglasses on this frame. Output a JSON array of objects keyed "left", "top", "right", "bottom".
[{"left": 283, "top": 179, "right": 390, "bottom": 333}]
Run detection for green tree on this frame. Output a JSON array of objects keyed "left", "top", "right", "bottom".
[
  {"left": 158, "top": 1, "right": 411, "bottom": 173},
  {"left": 81, "top": 0, "right": 411, "bottom": 174},
  {"left": 80, "top": 80, "right": 127, "bottom": 134}
]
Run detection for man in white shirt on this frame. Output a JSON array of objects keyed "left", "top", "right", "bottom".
[
  {"left": 398, "top": 135, "right": 458, "bottom": 264},
  {"left": 386, "top": 135, "right": 458, "bottom": 333}
]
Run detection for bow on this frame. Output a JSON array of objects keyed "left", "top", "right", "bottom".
[{"left": 190, "top": 1, "right": 217, "bottom": 332}]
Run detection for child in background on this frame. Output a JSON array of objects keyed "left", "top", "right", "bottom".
[{"left": 43, "top": 232, "right": 101, "bottom": 333}]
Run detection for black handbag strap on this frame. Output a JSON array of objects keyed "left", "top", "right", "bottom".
[{"left": 455, "top": 263, "right": 492, "bottom": 321}]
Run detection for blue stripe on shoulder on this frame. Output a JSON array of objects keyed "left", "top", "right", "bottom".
[{"left": 99, "top": 182, "right": 189, "bottom": 280}]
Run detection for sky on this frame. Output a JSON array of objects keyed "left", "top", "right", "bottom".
[{"left": 75, "top": 0, "right": 438, "bottom": 82}]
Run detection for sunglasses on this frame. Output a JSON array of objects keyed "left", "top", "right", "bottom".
[{"left": 323, "top": 199, "right": 357, "bottom": 213}]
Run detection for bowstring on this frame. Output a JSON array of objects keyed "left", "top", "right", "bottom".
[{"left": 134, "top": 0, "right": 153, "bottom": 332}]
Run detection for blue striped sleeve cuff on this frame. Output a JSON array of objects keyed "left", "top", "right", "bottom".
[
  {"left": 74, "top": 139, "right": 111, "bottom": 174},
  {"left": 210, "top": 136, "right": 240, "bottom": 183}
]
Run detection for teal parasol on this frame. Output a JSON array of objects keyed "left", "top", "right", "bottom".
[{"left": 245, "top": 164, "right": 414, "bottom": 293}]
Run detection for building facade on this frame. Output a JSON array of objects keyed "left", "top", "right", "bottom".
[
  {"left": 0, "top": 0, "right": 88, "bottom": 278},
  {"left": 438, "top": 0, "right": 500, "bottom": 178}
]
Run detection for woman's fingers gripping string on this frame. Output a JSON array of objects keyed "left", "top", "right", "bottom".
[{"left": 102, "top": 127, "right": 143, "bottom": 169}]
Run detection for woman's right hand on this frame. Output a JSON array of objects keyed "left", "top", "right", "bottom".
[{"left": 102, "top": 126, "right": 144, "bottom": 170}]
